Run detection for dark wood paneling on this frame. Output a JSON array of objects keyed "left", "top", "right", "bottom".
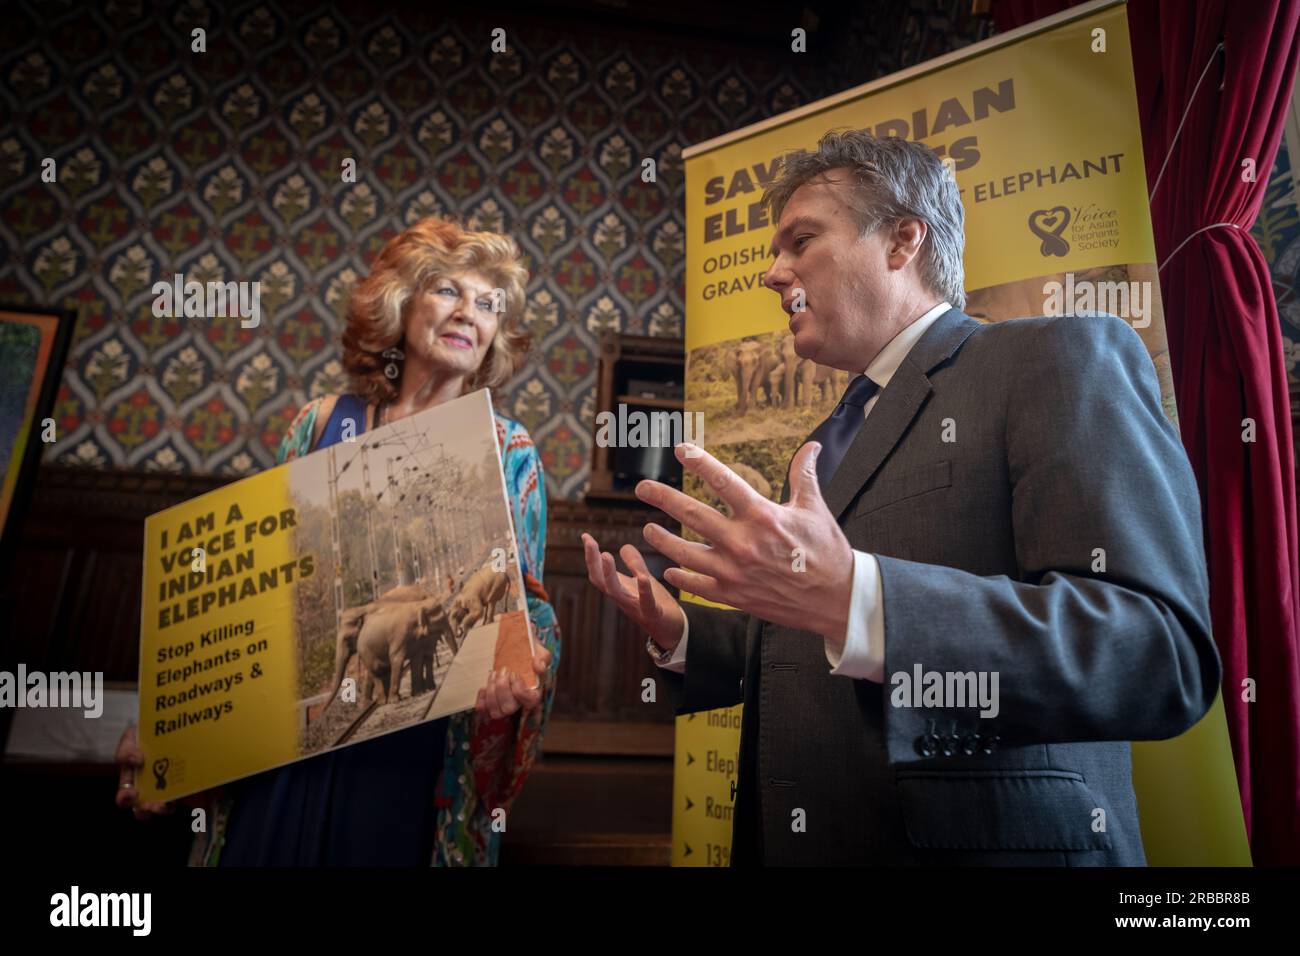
[
  {"left": 2, "top": 469, "right": 229, "bottom": 679},
  {"left": 500, "top": 756, "right": 673, "bottom": 866},
  {"left": 546, "top": 498, "right": 681, "bottom": 729}
]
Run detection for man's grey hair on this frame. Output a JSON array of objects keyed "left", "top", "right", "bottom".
[{"left": 761, "top": 129, "right": 967, "bottom": 309}]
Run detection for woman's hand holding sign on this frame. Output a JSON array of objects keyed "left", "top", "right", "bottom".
[
  {"left": 474, "top": 642, "right": 552, "bottom": 723},
  {"left": 114, "top": 723, "right": 174, "bottom": 820}
]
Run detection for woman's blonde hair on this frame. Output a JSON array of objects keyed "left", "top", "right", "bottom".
[{"left": 341, "top": 216, "right": 531, "bottom": 404}]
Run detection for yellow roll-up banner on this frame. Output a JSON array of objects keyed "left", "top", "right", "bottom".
[{"left": 674, "top": 0, "right": 1249, "bottom": 866}]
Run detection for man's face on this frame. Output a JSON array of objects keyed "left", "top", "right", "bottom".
[{"left": 763, "top": 169, "right": 894, "bottom": 370}]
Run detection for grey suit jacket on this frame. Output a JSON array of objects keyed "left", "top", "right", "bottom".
[{"left": 662, "top": 307, "right": 1220, "bottom": 865}]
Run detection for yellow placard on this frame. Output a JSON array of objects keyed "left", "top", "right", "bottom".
[
  {"left": 670, "top": 709, "right": 741, "bottom": 867},
  {"left": 136, "top": 389, "right": 531, "bottom": 803},
  {"left": 139, "top": 473, "right": 302, "bottom": 800}
]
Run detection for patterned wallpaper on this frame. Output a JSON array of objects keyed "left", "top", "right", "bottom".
[
  {"left": 0, "top": 0, "right": 989, "bottom": 499},
  {"left": 1251, "top": 138, "right": 1300, "bottom": 385}
]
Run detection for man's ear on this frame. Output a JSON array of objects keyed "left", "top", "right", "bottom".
[{"left": 887, "top": 217, "right": 927, "bottom": 271}]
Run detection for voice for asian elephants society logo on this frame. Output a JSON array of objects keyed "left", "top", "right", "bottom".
[
  {"left": 152, "top": 756, "right": 182, "bottom": 791},
  {"left": 1028, "top": 204, "right": 1121, "bottom": 257}
]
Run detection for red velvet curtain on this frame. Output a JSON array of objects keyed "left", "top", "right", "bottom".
[{"left": 994, "top": 0, "right": 1300, "bottom": 864}]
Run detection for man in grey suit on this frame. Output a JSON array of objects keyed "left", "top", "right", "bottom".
[{"left": 581, "top": 130, "right": 1220, "bottom": 865}]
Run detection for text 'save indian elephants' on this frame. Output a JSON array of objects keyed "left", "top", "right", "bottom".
[{"left": 137, "top": 388, "right": 533, "bottom": 802}]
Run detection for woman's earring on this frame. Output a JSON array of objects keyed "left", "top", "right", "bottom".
[{"left": 381, "top": 346, "right": 404, "bottom": 380}]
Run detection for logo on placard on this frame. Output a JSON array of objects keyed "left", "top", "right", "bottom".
[
  {"left": 1029, "top": 206, "right": 1071, "bottom": 256},
  {"left": 151, "top": 757, "right": 170, "bottom": 791}
]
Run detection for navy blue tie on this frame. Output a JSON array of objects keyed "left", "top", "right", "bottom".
[{"left": 806, "top": 373, "right": 880, "bottom": 491}]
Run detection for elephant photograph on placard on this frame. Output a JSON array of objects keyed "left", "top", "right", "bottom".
[
  {"left": 319, "top": 590, "right": 458, "bottom": 718},
  {"left": 687, "top": 330, "right": 847, "bottom": 446},
  {"left": 287, "top": 402, "right": 530, "bottom": 757},
  {"left": 447, "top": 558, "right": 518, "bottom": 645}
]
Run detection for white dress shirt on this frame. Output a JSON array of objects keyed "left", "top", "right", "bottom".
[{"left": 656, "top": 301, "right": 953, "bottom": 683}]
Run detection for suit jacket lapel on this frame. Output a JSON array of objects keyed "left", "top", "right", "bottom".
[
  {"left": 822, "top": 367, "right": 928, "bottom": 521},
  {"left": 777, "top": 308, "right": 977, "bottom": 521}
]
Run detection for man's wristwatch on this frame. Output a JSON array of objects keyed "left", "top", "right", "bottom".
[{"left": 645, "top": 634, "right": 675, "bottom": 665}]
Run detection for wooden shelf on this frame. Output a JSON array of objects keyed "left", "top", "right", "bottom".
[
  {"left": 584, "top": 487, "right": 644, "bottom": 503},
  {"left": 614, "top": 394, "right": 684, "bottom": 409},
  {"left": 588, "top": 331, "right": 687, "bottom": 499},
  {"left": 617, "top": 354, "right": 681, "bottom": 365}
]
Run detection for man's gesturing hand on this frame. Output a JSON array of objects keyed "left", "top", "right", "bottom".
[
  {"left": 635, "top": 441, "right": 855, "bottom": 647},
  {"left": 581, "top": 532, "right": 687, "bottom": 652}
]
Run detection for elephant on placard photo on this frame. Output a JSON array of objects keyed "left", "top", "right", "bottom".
[
  {"left": 731, "top": 339, "right": 761, "bottom": 415},
  {"left": 319, "top": 583, "right": 447, "bottom": 715},
  {"left": 319, "top": 604, "right": 372, "bottom": 717},
  {"left": 754, "top": 335, "right": 849, "bottom": 411},
  {"left": 370, "top": 583, "right": 429, "bottom": 604},
  {"left": 448, "top": 561, "right": 512, "bottom": 643},
  {"left": 409, "top": 600, "right": 458, "bottom": 696},
  {"left": 730, "top": 338, "right": 781, "bottom": 414},
  {"left": 761, "top": 342, "right": 783, "bottom": 406},
  {"left": 353, "top": 596, "right": 450, "bottom": 706},
  {"left": 795, "top": 358, "right": 848, "bottom": 408},
  {"left": 766, "top": 335, "right": 800, "bottom": 408}
]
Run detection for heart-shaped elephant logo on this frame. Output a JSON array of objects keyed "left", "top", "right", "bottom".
[{"left": 1028, "top": 206, "right": 1071, "bottom": 257}]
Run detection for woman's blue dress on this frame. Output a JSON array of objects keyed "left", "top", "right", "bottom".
[{"left": 219, "top": 395, "right": 450, "bottom": 866}]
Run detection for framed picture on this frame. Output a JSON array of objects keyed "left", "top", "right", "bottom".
[{"left": 0, "top": 305, "right": 75, "bottom": 574}]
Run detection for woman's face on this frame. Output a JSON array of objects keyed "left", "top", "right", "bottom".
[{"left": 402, "top": 268, "right": 501, "bottom": 382}]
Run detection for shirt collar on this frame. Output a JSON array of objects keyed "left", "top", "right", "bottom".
[{"left": 863, "top": 301, "right": 952, "bottom": 390}]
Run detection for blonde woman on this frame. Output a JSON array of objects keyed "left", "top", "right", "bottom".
[{"left": 115, "top": 217, "right": 561, "bottom": 866}]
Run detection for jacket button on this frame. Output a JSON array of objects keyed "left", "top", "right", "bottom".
[
  {"left": 962, "top": 733, "right": 981, "bottom": 756},
  {"left": 915, "top": 718, "right": 939, "bottom": 757},
  {"left": 981, "top": 734, "right": 1000, "bottom": 754},
  {"left": 939, "top": 720, "right": 960, "bottom": 756}
]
